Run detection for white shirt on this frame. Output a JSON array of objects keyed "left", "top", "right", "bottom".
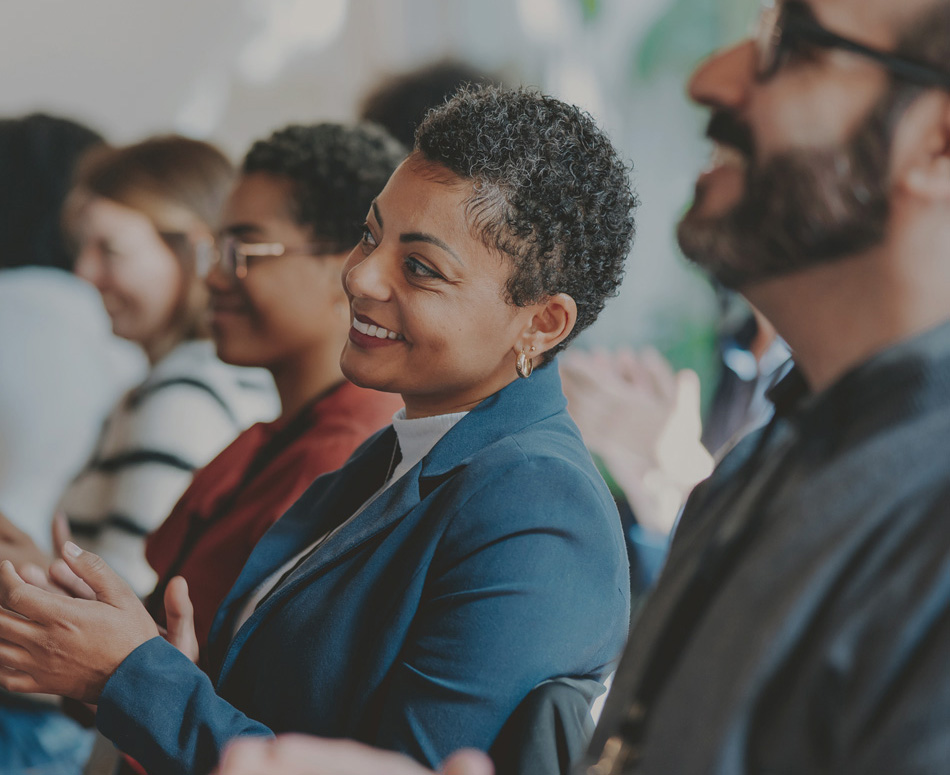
[{"left": 231, "top": 408, "right": 468, "bottom": 637}]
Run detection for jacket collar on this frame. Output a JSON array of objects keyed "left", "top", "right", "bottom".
[{"left": 418, "top": 359, "right": 565, "bottom": 479}]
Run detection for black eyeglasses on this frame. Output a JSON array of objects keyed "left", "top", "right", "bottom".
[{"left": 754, "top": 0, "right": 950, "bottom": 90}]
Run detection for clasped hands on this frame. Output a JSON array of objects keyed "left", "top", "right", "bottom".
[{"left": 0, "top": 535, "right": 198, "bottom": 703}]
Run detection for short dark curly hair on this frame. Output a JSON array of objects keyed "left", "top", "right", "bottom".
[
  {"left": 414, "top": 85, "right": 638, "bottom": 359},
  {"left": 242, "top": 122, "right": 407, "bottom": 253}
]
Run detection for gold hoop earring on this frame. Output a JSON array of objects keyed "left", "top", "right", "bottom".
[{"left": 516, "top": 350, "right": 534, "bottom": 379}]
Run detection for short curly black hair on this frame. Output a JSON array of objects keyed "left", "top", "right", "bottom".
[
  {"left": 414, "top": 85, "right": 638, "bottom": 358},
  {"left": 242, "top": 122, "right": 407, "bottom": 253}
]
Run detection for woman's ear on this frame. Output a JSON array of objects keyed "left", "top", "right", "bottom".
[{"left": 515, "top": 292, "right": 577, "bottom": 359}]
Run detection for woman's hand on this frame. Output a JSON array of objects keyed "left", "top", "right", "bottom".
[
  {"left": 0, "top": 511, "right": 53, "bottom": 572},
  {"left": 215, "top": 735, "right": 494, "bottom": 775},
  {"left": 0, "top": 542, "right": 160, "bottom": 703}
]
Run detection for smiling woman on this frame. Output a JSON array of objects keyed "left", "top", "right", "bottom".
[{"left": 0, "top": 86, "right": 638, "bottom": 775}]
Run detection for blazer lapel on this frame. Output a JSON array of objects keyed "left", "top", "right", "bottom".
[
  {"left": 206, "top": 427, "right": 396, "bottom": 668},
  {"left": 215, "top": 456, "right": 423, "bottom": 686}
]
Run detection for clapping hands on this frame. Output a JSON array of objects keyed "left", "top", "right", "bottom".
[{"left": 561, "top": 348, "right": 713, "bottom": 536}]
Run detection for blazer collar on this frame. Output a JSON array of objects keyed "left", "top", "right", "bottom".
[{"left": 419, "top": 358, "right": 566, "bottom": 479}]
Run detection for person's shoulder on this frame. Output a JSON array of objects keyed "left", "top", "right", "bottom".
[
  {"left": 437, "top": 412, "right": 619, "bottom": 539},
  {"left": 135, "top": 341, "right": 278, "bottom": 425}
]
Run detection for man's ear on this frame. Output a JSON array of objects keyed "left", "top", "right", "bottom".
[
  {"left": 514, "top": 293, "right": 577, "bottom": 360},
  {"left": 897, "top": 95, "right": 950, "bottom": 202}
]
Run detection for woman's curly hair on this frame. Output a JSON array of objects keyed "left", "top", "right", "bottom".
[
  {"left": 242, "top": 122, "right": 407, "bottom": 253},
  {"left": 414, "top": 85, "right": 638, "bottom": 358}
]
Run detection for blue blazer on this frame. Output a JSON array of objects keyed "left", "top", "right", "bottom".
[{"left": 97, "top": 361, "right": 630, "bottom": 775}]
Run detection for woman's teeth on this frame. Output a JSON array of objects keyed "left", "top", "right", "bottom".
[{"left": 353, "top": 318, "right": 403, "bottom": 340}]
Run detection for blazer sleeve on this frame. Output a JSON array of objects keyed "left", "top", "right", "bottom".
[
  {"left": 369, "top": 454, "right": 630, "bottom": 766},
  {"left": 97, "top": 637, "right": 273, "bottom": 775}
]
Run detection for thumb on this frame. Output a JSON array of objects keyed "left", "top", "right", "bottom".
[
  {"left": 164, "top": 576, "right": 199, "bottom": 663},
  {"left": 51, "top": 513, "right": 73, "bottom": 559},
  {"left": 441, "top": 750, "right": 495, "bottom": 775},
  {"left": 60, "top": 542, "right": 135, "bottom": 607}
]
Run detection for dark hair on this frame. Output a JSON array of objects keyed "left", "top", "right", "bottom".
[
  {"left": 0, "top": 113, "right": 104, "bottom": 271},
  {"left": 242, "top": 122, "right": 407, "bottom": 253},
  {"left": 359, "top": 61, "right": 497, "bottom": 148},
  {"left": 414, "top": 85, "right": 638, "bottom": 358}
]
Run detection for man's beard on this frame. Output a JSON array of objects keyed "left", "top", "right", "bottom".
[{"left": 677, "top": 92, "right": 905, "bottom": 289}]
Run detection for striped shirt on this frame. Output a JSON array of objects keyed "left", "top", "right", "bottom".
[{"left": 57, "top": 339, "right": 278, "bottom": 596}]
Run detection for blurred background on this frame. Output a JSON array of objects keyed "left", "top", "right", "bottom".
[{"left": 2, "top": 0, "right": 756, "bottom": 398}]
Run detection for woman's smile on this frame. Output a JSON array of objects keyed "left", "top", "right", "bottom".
[{"left": 350, "top": 313, "right": 405, "bottom": 344}]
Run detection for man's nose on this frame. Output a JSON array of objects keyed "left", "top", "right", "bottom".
[{"left": 687, "top": 40, "right": 757, "bottom": 111}]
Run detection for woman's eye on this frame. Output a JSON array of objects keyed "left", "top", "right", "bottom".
[
  {"left": 404, "top": 256, "right": 444, "bottom": 281},
  {"left": 360, "top": 225, "right": 377, "bottom": 250}
]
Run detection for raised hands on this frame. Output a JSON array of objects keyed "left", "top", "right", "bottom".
[
  {"left": 560, "top": 348, "right": 713, "bottom": 536},
  {"left": 215, "top": 736, "right": 494, "bottom": 775},
  {"left": 0, "top": 542, "right": 160, "bottom": 702}
]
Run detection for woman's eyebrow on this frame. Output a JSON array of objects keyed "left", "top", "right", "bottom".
[
  {"left": 371, "top": 200, "right": 383, "bottom": 226},
  {"left": 400, "top": 232, "right": 463, "bottom": 266}
]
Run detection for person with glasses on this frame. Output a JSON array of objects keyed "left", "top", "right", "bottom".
[{"left": 206, "top": 1, "right": 950, "bottom": 773}]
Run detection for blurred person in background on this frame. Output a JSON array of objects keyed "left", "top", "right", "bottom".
[
  {"left": 699, "top": 287, "right": 791, "bottom": 460},
  {"left": 0, "top": 114, "right": 144, "bottom": 557},
  {"left": 359, "top": 60, "right": 498, "bottom": 148},
  {"left": 0, "top": 112, "right": 145, "bottom": 775},
  {"left": 0, "top": 136, "right": 278, "bottom": 597}
]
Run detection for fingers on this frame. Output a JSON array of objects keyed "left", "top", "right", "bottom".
[
  {"left": 0, "top": 663, "right": 42, "bottom": 694},
  {"left": 48, "top": 559, "right": 97, "bottom": 600},
  {"left": 0, "top": 560, "right": 66, "bottom": 624},
  {"left": 0, "top": 635, "right": 35, "bottom": 672},
  {"left": 51, "top": 513, "right": 73, "bottom": 559},
  {"left": 18, "top": 563, "right": 61, "bottom": 595},
  {"left": 164, "top": 576, "right": 199, "bottom": 663},
  {"left": 441, "top": 750, "right": 495, "bottom": 775},
  {"left": 59, "top": 543, "right": 135, "bottom": 607}
]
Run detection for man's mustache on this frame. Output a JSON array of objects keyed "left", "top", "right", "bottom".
[{"left": 706, "top": 112, "right": 755, "bottom": 159}]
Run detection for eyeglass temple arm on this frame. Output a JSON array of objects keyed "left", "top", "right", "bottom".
[{"left": 790, "top": 20, "right": 950, "bottom": 91}]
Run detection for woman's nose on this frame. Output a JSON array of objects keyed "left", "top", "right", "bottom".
[
  {"left": 344, "top": 250, "right": 392, "bottom": 302},
  {"left": 687, "top": 40, "right": 757, "bottom": 112}
]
